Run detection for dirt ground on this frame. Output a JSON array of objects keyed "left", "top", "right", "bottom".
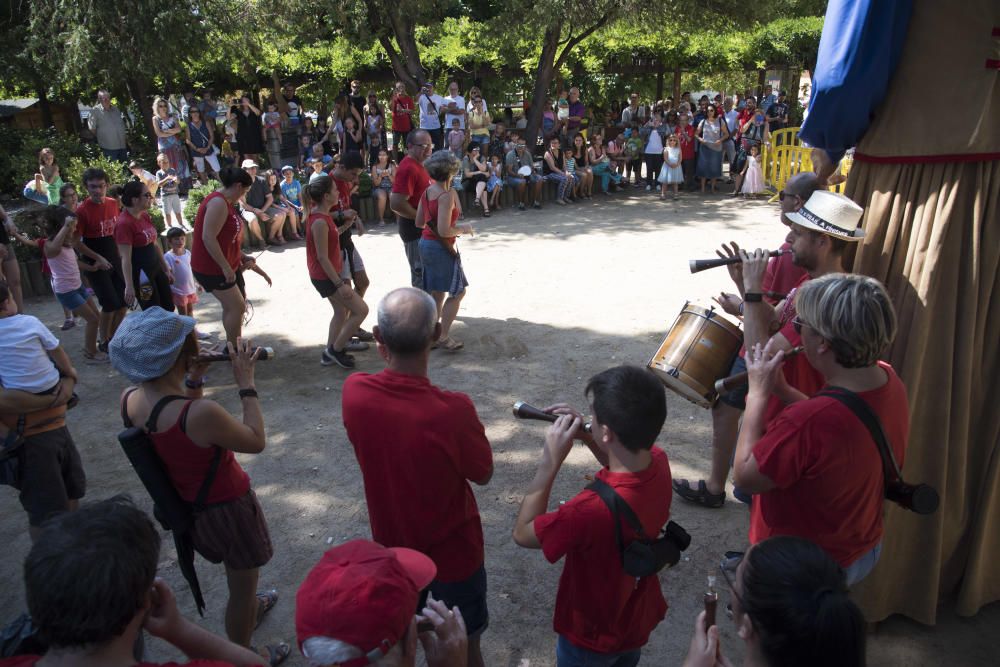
[{"left": 2, "top": 189, "right": 998, "bottom": 666}]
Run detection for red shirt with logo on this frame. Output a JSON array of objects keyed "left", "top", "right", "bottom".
[
  {"left": 750, "top": 361, "right": 909, "bottom": 566},
  {"left": 392, "top": 156, "right": 433, "bottom": 242},
  {"left": 191, "top": 192, "right": 243, "bottom": 275},
  {"left": 305, "top": 211, "right": 343, "bottom": 279},
  {"left": 342, "top": 369, "right": 492, "bottom": 583},
  {"left": 674, "top": 124, "right": 696, "bottom": 160},
  {"left": 114, "top": 209, "right": 158, "bottom": 247},
  {"left": 391, "top": 94, "right": 414, "bottom": 133},
  {"left": 75, "top": 197, "right": 120, "bottom": 238},
  {"left": 533, "top": 447, "right": 672, "bottom": 653}
]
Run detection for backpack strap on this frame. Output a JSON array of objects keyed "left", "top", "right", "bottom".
[
  {"left": 120, "top": 388, "right": 140, "bottom": 429},
  {"left": 587, "top": 478, "right": 650, "bottom": 560},
  {"left": 144, "top": 395, "right": 189, "bottom": 434},
  {"left": 817, "top": 387, "right": 902, "bottom": 489},
  {"left": 192, "top": 446, "right": 223, "bottom": 511}
]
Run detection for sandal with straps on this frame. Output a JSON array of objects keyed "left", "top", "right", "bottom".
[
  {"left": 252, "top": 643, "right": 291, "bottom": 667},
  {"left": 672, "top": 479, "right": 726, "bottom": 508}
]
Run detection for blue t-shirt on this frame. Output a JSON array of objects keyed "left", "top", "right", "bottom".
[{"left": 280, "top": 179, "right": 302, "bottom": 207}]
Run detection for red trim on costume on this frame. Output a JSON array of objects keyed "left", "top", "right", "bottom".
[
  {"left": 855, "top": 151, "right": 1000, "bottom": 165},
  {"left": 987, "top": 59, "right": 1000, "bottom": 69}
]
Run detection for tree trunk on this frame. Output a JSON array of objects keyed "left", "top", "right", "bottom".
[
  {"left": 378, "top": 35, "right": 421, "bottom": 93},
  {"left": 672, "top": 66, "right": 681, "bottom": 104},
  {"left": 655, "top": 63, "right": 664, "bottom": 101},
  {"left": 33, "top": 80, "right": 54, "bottom": 129},
  {"left": 127, "top": 77, "right": 156, "bottom": 146},
  {"left": 523, "top": 22, "right": 562, "bottom": 150},
  {"left": 379, "top": 6, "right": 426, "bottom": 92},
  {"left": 756, "top": 68, "right": 766, "bottom": 97}
]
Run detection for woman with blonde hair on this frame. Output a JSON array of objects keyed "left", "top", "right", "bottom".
[{"left": 152, "top": 96, "right": 191, "bottom": 191}]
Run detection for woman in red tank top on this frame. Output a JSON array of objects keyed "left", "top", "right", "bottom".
[
  {"left": 110, "top": 307, "right": 289, "bottom": 664},
  {"left": 190, "top": 167, "right": 256, "bottom": 345},
  {"left": 302, "top": 175, "right": 369, "bottom": 369},
  {"left": 415, "top": 150, "right": 473, "bottom": 351}
]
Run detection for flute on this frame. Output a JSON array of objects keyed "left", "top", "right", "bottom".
[
  {"left": 689, "top": 249, "right": 787, "bottom": 274},
  {"left": 713, "top": 346, "right": 804, "bottom": 394},
  {"left": 512, "top": 401, "right": 593, "bottom": 434}
]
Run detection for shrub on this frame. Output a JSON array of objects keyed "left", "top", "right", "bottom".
[
  {"left": 0, "top": 126, "right": 90, "bottom": 200},
  {"left": 183, "top": 180, "right": 221, "bottom": 221},
  {"left": 149, "top": 206, "right": 165, "bottom": 233}
]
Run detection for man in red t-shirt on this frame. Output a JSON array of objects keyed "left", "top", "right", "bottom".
[
  {"left": 673, "top": 173, "right": 822, "bottom": 508},
  {"left": 389, "top": 130, "right": 434, "bottom": 287},
  {"left": 0, "top": 496, "right": 268, "bottom": 667},
  {"left": 74, "top": 167, "right": 126, "bottom": 347},
  {"left": 735, "top": 272, "right": 908, "bottom": 586},
  {"left": 513, "top": 366, "right": 672, "bottom": 666},
  {"left": 342, "top": 287, "right": 493, "bottom": 667},
  {"left": 390, "top": 82, "right": 415, "bottom": 160}
]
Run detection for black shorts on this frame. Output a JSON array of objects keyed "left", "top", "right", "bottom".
[
  {"left": 718, "top": 355, "right": 748, "bottom": 409},
  {"left": 417, "top": 564, "right": 489, "bottom": 638},
  {"left": 87, "top": 265, "right": 126, "bottom": 312},
  {"left": 311, "top": 277, "right": 340, "bottom": 299},
  {"left": 193, "top": 269, "right": 246, "bottom": 298},
  {"left": 16, "top": 427, "right": 87, "bottom": 527}
]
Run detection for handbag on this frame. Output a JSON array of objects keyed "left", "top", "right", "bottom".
[
  {"left": 586, "top": 478, "right": 690, "bottom": 577},
  {"left": 118, "top": 391, "right": 222, "bottom": 614},
  {"left": 818, "top": 387, "right": 939, "bottom": 515}
]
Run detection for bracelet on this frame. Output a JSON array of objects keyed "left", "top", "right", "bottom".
[
  {"left": 743, "top": 292, "right": 763, "bottom": 303},
  {"left": 185, "top": 376, "right": 205, "bottom": 389},
  {"left": 238, "top": 388, "right": 258, "bottom": 399}
]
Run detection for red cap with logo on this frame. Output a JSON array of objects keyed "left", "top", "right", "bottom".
[{"left": 295, "top": 539, "right": 436, "bottom": 664}]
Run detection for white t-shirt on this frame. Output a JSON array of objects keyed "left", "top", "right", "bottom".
[
  {"left": 164, "top": 249, "right": 196, "bottom": 297},
  {"left": 418, "top": 93, "right": 446, "bottom": 130},
  {"left": 443, "top": 94, "right": 466, "bottom": 129},
  {"left": 0, "top": 314, "right": 61, "bottom": 392},
  {"left": 645, "top": 127, "right": 664, "bottom": 154}
]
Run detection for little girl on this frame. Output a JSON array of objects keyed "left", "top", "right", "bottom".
[
  {"left": 163, "top": 227, "right": 210, "bottom": 339},
  {"left": 740, "top": 144, "right": 765, "bottom": 197},
  {"left": 658, "top": 134, "right": 684, "bottom": 200},
  {"left": 447, "top": 119, "right": 466, "bottom": 158},
  {"left": 38, "top": 148, "right": 63, "bottom": 205},
  {"left": 221, "top": 119, "right": 238, "bottom": 169},
  {"left": 487, "top": 155, "right": 504, "bottom": 210}
]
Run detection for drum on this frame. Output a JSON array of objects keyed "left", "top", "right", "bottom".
[{"left": 647, "top": 302, "right": 743, "bottom": 408}]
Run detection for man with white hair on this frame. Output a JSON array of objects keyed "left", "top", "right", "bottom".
[
  {"left": 89, "top": 90, "right": 128, "bottom": 163},
  {"left": 342, "top": 287, "right": 493, "bottom": 667},
  {"left": 296, "top": 539, "right": 468, "bottom": 667}
]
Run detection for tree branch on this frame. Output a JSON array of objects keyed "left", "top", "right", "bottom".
[{"left": 554, "top": 13, "right": 612, "bottom": 70}]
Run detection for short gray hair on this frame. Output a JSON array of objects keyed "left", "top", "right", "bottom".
[
  {"left": 302, "top": 637, "right": 402, "bottom": 667},
  {"left": 377, "top": 287, "right": 438, "bottom": 356},
  {"left": 795, "top": 273, "right": 897, "bottom": 368},
  {"left": 424, "top": 150, "right": 460, "bottom": 182}
]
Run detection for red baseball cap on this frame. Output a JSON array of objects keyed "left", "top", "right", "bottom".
[{"left": 295, "top": 539, "right": 436, "bottom": 663}]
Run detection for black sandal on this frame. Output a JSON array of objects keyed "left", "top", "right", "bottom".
[
  {"left": 252, "top": 642, "right": 291, "bottom": 667},
  {"left": 672, "top": 479, "right": 726, "bottom": 508},
  {"left": 255, "top": 589, "right": 278, "bottom": 629}
]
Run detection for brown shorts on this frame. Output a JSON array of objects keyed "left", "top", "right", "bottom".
[
  {"left": 189, "top": 489, "right": 273, "bottom": 570},
  {"left": 16, "top": 427, "right": 87, "bottom": 527}
]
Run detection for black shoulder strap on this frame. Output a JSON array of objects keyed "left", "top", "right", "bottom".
[
  {"left": 587, "top": 478, "right": 650, "bottom": 557},
  {"left": 818, "top": 387, "right": 903, "bottom": 487},
  {"left": 145, "top": 395, "right": 189, "bottom": 434},
  {"left": 121, "top": 388, "right": 140, "bottom": 428},
  {"left": 192, "top": 447, "right": 223, "bottom": 511}
]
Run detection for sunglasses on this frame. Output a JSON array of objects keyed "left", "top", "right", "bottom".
[
  {"left": 792, "top": 316, "right": 810, "bottom": 335},
  {"left": 778, "top": 190, "right": 797, "bottom": 202}
]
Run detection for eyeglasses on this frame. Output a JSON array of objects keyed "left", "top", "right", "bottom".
[
  {"left": 719, "top": 552, "right": 745, "bottom": 620},
  {"left": 778, "top": 190, "right": 798, "bottom": 202},
  {"left": 792, "top": 316, "right": 810, "bottom": 335}
]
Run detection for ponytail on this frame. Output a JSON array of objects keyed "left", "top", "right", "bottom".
[
  {"left": 301, "top": 175, "right": 333, "bottom": 217},
  {"left": 741, "top": 536, "right": 866, "bottom": 667}
]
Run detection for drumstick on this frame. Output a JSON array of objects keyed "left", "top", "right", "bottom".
[
  {"left": 713, "top": 347, "right": 804, "bottom": 394},
  {"left": 689, "top": 249, "right": 787, "bottom": 274}
]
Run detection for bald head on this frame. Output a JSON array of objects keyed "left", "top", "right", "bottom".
[
  {"left": 377, "top": 288, "right": 438, "bottom": 356},
  {"left": 785, "top": 172, "right": 820, "bottom": 198}
]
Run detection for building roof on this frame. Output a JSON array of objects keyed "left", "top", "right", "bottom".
[{"left": 0, "top": 98, "right": 39, "bottom": 118}]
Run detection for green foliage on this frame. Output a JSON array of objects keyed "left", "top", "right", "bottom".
[
  {"left": 0, "top": 126, "right": 90, "bottom": 200},
  {"left": 149, "top": 205, "right": 166, "bottom": 234},
  {"left": 183, "top": 180, "right": 222, "bottom": 222}
]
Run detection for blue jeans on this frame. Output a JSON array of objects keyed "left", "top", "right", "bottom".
[
  {"left": 556, "top": 636, "right": 641, "bottom": 667},
  {"left": 844, "top": 542, "right": 882, "bottom": 586},
  {"left": 545, "top": 172, "right": 570, "bottom": 200},
  {"left": 591, "top": 162, "right": 622, "bottom": 192}
]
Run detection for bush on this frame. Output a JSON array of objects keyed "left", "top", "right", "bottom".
[
  {"left": 149, "top": 206, "right": 165, "bottom": 233},
  {"left": 183, "top": 180, "right": 221, "bottom": 221},
  {"left": 0, "top": 126, "right": 90, "bottom": 200}
]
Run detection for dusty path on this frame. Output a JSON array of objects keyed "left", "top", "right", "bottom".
[{"left": 1, "top": 191, "right": 996, "bottom": 666}]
